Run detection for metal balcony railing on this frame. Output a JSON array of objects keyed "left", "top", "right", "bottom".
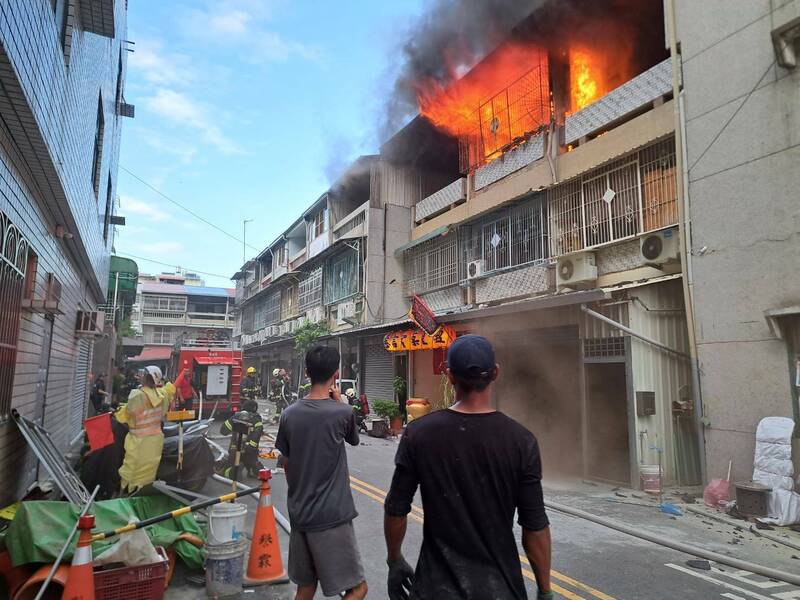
[{"left": 140, "top": 310, "right": 233, "bottom": 327}]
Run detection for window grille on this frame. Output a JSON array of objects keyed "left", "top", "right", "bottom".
[
  {"left": 242, "top": 305, "right": 255, "bottom": 334},
  {"left": 299, "top": 267, "right": 323, "bottom": 311},
  {"left": 312, "top": 208, "right": 328, "bottom": 238},
  {"left": 404, "top": 235, "right": 458, "bottom": 294},
  {"left": 324, "top": 246, "right": 360, "bottom": 305},
  {"left": 548, "top": 137, "right": 677, "bottom": 256},
  {"left": 281, "top": 284, "right": 299, "bottom": 321},
  {"left": 460, "top": 196, "right": 548, "bottom": 278},
  {"left": 0, "top": 211, "right": 30, "bottom": 421},
  {"left": 584, "top": 337, "right": 626, "bottom": 358},
  {"left": 336, "top": 211, "right": 366, "bottom": 238},
  {"left": 142, "top": 295, "right": 187, "bottom": 312},
  {"left": 253, "top": 297, "right": 267, "bottom": 331},
  {"left": 147, "top": 327, "right": 175, "bottom": 345},
  {"left": 91, "top": 93, "right": 104, "bottom": 196},
  {"left": 264, "top": 292, "right": 281, "bottom": 326}
]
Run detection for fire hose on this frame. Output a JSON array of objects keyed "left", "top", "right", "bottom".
[{"left": 545, "top": 499, "right": 800, "bottom": 588}]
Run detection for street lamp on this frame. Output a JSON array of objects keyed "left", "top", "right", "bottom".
[{"left": 243, "top": 219, "right": 253, "bottom": 264}]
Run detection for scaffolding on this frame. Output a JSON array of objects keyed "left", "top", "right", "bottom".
[{"left": 458, "top": 53, "right": 550, "bottom": 173}]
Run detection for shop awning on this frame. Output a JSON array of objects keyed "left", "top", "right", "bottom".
[
  {"left": 437, "top": 289, "right": 610, "bottom": 323},
  {"left": 194, "top": 356, "right": 236, "bottom": 366},
  {"left": 394, "top": 226, "right": 452, "bottom": 257}
]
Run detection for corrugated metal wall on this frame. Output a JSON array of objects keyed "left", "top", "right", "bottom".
[{"left": 628, "top": 279, "right": 698, "bottom": 484}]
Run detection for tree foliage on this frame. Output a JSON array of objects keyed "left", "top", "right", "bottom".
[{"left": 294, "top": 320, "right": 330, "bottom": 355}]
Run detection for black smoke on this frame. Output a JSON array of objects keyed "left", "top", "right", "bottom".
[{"left": 381, "top": 0, "right": 546, "bottom": 139}]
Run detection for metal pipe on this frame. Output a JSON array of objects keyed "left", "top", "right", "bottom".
[
  {"left": 33, "top": 485, "right": 100, "bottom": 600},
  {"left": 580, "top": 305, "right": 690, "bottom": 360},
  {"left": 666, "top": 0, "right": 707, "bottom": 485},
  {"left": 211, "top": 473, "right": 291, "bottom": 535},
  {"left": 546, "top": 499, "right": 800, "bottom": 587}
]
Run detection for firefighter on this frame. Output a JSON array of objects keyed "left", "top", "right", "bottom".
[
  {"left": 269, "top": 368, "right": 290, "bottom": 413},
  {"left": 217, "top": 399, "right": 264, "bottom": 478},
  {"left": 116, "top": 366, "right": 169, "bottom": 493},
  {"left": 241, "top": 366, "right": 259, "bottom": 401}
]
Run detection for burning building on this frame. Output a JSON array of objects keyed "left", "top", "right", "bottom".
[{"left": 391, "top": 0, "right": 701, "bottom": 488}]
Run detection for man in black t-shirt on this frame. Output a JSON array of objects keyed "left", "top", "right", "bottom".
[{"left": 384, "top": 335, "right": 553, "bottom": 600}]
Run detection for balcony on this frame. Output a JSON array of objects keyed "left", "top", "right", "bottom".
[
  {"left": 289, "top": 248, "right": 307, "bottom": 271},
  {"left": 141, "top": 310, "right": 233, "bottom": 328},
  {"left": 333, "top": 202, "right": 368, "bottom": 240},
  {"left": 415, "top": 179, "right": 466, "bottom": 224},
  {"left": 308, "top": 231, "right": 332, "bottom": 259}
]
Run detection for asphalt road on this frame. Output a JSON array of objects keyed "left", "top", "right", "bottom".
[{"left": 174, "top": 422, "right": 800, "bottom": 599}]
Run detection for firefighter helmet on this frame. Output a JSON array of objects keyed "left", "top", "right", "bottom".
[
  {"left": 345, "top": 388, "right": 356, "bottom": 399},
  {"left": 272, "top": 368, "right": 281, "bottom": 377},
  {"left": 247, "top": 367, "right": 256, "bottom": 375}
]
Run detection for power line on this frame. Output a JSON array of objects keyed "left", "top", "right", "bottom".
[
  {"left": 116, "top": 252, "right": 233, "bottom": 280},
  {"left": 119, "top": 165, "right": 261, "bottom": 251}
]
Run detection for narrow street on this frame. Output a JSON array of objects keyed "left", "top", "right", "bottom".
[{"left": 186, "top": 426, "right": 800, "bottom": 600}]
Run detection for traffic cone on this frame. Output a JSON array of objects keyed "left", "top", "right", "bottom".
[
  {"left": 61, "top": 514, "right": 96, "bottom": 600},
  {"left": 243, "top": 469, "right": 289, "bottom": 586}
]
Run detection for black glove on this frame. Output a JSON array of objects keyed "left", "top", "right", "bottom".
[
  {"left": 537, "top": 590, "right": 555, "bottom": 600},
  {"left": 387, "top": 555, "right": 414, "bottom": 600}
]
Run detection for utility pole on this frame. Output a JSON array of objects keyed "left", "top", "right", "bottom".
[{"left": 243, "top": 219, "right": 253, "bottom": 264}]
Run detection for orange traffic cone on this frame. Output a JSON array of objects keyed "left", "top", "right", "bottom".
[
  {"left": 61, "top": 514, "right": 96, "bottom": 600},
  {"left": 243, "top": 470, "right": 288, "bottom": 586}
]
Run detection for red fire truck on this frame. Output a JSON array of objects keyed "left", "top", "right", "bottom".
[{"left": 169, "top": 338, "right": 243, "bottom": 416}]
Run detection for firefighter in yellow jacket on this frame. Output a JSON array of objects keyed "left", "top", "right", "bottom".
[{"left": 116, "top": 366, "right": 169, "bottom": 493}]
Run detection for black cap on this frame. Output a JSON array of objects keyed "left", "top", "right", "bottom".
[{"left": 446, "top": 335, "right": 496, "bottom": 379}]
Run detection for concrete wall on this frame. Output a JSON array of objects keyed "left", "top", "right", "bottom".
[
  {"left": 0, "top": 0, "right": 127, "bottom": 506},
  {"left": 676, "top": 0, "right": 800, "bottom": 482}
]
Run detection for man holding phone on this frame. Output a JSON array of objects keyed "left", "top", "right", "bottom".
[{"left": 275, "top": 345, "right": 367, "bottom": 599}]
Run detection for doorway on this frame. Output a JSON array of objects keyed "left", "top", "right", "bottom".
[{"left": 586, "top": 362, "right": 630, "bottom": 484}]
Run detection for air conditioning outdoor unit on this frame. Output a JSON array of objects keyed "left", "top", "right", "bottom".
[
  {"left": 75, "top": 310, "right": 104, "bottom": 336},
  {"left": 640, "top": 228, "right": 680, "bottom": 266},
  {"left": 336, "top": 300, "right": 357, "bottom": 326},
  {"left": 556, "top": 252, "right": 597, "bottom": 291},
  {"left": 466, "top": 260, "right": 485, "bottom": 280}
]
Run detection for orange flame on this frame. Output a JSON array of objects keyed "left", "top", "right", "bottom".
[
  {"left": 568, "top": 42, "right": 634, "bottom": 114},
  {"left": 416, "top": 41, "right": 549, "bottom": 168}
]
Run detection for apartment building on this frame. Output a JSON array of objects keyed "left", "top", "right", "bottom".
[
  {"left": 233, "top": 155, "right": 428, "bottom": 401},
  {"left": 130, "top": 272, "right": 235, "bottom": 373},
  {"left": 390, "top": 0, "right": 701, "bottom": 487},
  {"left": 674, "top": 0, "right": 800, "bottom": 482},
  {"left": 0, "top": 0, "right": 130, "bottom": 505}
]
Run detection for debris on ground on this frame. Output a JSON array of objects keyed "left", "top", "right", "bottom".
[
  {"left": 659, "top": 503, "right": 683, "bottom": 516},
  {"left": 686, "top": 560, "right": 711, "bottom": 570},
  {"left": 614, "top": 492, "right": 627, "bottom": 498},
  {"left": 754, "top": 521, "right": 775, "bottom": 530}
]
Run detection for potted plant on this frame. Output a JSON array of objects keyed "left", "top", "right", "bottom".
[{"left": 372, "top": 399, "right": 403, "bottom": 435}]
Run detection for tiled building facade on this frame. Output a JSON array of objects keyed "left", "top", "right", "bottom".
[{"left": 0, "top": 0, "right": 129, "bottom": 505}]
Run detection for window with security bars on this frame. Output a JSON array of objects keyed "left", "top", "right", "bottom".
[
  {"left": 548, "top": 137, "right": 678, "bottom": 256},
  {"left": 281, "top": 284, "right": 299, "bottom": 321},
  {"left": 460, "top": 196, "right": 548, "bottom": 277},
  {"left": 253, "top": 297, "right": 267, "bottom": 331},
  {"left": 0, "top": 211, "right": 29, "bottom": 421},
  {"left": 324, "top": 247, "right": 360, "bottom": 305},
  {"left": 404, "top": 236, "right": 458, "bottom": 294},
  {"left": 298, "top": 267, "right": 323, "bottom": 311},
  {"left": 142, "top": 295, "right": 187, "bottom": 312},
  {"left": 264, "top": 292, "right": 281, "bottom": 326},
  {"left": 584, "top": 337, "right": 626, "bottom": 358}
]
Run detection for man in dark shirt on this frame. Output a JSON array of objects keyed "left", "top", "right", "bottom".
[
  {"left": 275, "top": 345, "right": 367, "bottom": 600},
  {"left": 384, "top": 335, "right": 553, "bottom": 600}
]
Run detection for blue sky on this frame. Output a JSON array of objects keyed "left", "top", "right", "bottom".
[{"left": 116, "top": 0, "right": 424, "bottom": 287}]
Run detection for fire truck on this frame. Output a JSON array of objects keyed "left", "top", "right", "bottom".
[{"left": 169, "top": 337, "right": 243, "bottom": 416}]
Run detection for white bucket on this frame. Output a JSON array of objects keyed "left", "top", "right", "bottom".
[
  {"left": 208, "top": 501, "right": 248, "bottom": 545},
  {"left": 640, "top": 464, "right": 662, "bottom": 494},
  {"left": 205, "top": 540, "right": 247, "bottom": 599}
]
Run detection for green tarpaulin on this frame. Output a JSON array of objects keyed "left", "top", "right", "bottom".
[{"left": 2, "top": 496, "right": 204, "bottom": 569}]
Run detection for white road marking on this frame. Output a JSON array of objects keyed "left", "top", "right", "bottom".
[
  {"left": 711, "top": 568, "right": 788, "bottom": 590},
  {"left": 721, "top": 594, "right": 749, "bottom": 600},
  {"left": 772, "top": 592, "right": 800, "bottom": 599},
  {"left": 665, "top": 564, "right": 774, "bottom": 600}
]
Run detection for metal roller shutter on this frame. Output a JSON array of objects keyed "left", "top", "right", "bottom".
[
  {"left": 362, "top": 337, "right": 394, "bottom": 402},
  {"left": 70, "top": 339, "right": 92, "bottom": 439}
]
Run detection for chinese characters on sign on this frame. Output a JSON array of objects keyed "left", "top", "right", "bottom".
[{"left": 384, "top": 325, "right": 457, "bottom": 352}]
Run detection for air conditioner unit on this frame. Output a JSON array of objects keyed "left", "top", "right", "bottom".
[
  {"left": 640, "top": 228, "right": 680, "bottom": 266},
  {"left": 75, "top": 310, "right": 104, "bottom": 336},
  {"left": 466, "top": 260, "right": 485, "bottom": 280},
  {"left": 556, "top": 252, "right": 597, "bottom": 291},
  {"left": 22, "top": 273, "right": 63, "bottom": 314}
]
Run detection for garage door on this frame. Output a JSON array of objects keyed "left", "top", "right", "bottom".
[
  {"left": 70, "top": 339, "right": 92, "bottom": 439},
  {"left": 362, "top": 337, "right": 394, "bottom": 402}
]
